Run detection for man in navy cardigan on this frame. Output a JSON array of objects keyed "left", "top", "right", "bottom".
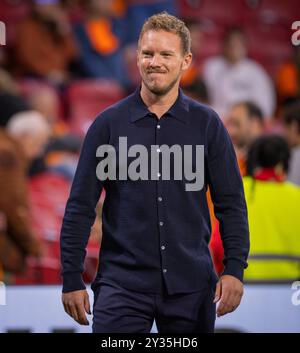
[{"left": 60, "top": 12, "right": 250, "bottom": 333}]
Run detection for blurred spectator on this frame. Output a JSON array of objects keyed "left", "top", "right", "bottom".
[
  {"left": 13, "top": 0, "right": 77, "bottom": 85},
  {"left": 203, "top": 27, "right": 275, "bottom": 119},
  {"left": 45, "top": 134, "right": 82, "bottom": 181},
  {"left": 0, "top": 93, "right": 30, "bottom": 128},
  {"left": 0, "top": 68, "right": 19, "bottom": 95},
  {"left": 183, "top": 77, "right": 209, "bottom": 105},
  {"left": 73, "top": 0, "right": 129, "bottom": 86},
  {"left": 277, "top": 46, "right": 300, "bottom": 105},
  {"left": 210, "top": 102, "right": 264, "bottom": 274},
  {"left": 6, "top": 111, "right": 52, "bottom": 177},
  {"left": 125, "top": 0, "right": 175, "bottom": 44},
  {"left": 60, "top": 0, "right": 85, "bottom": 24},
  {"left": 24, "top": 82, "right": 69, "bottom": 136},
  {"left": 181, "top": 19, "right": 204, "bottom": 87},
  {"left": 211, "top": 135, "right": 300, "bottom": 280},
  {"left": 243, "top": 135, "right": 300, "bottom": 282},
  {"left": 7, "top": 111, "right": 51, "bottom": 162},
  {"left": 0, "top": 127, "right": 42, "bottom": 281},
  {"left": 283, "top": 102, "right": 300, "bottom": 186},
  {"left": 225, "top": 101, "right": 265, "bottom": 175},
  {"left": 0, "top": 69, "right": 30, "bottom": 127}
]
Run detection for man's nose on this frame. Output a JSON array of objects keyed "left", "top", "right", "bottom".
[{"left": 149, "top": 54, "right": 162, "bottom": 67}]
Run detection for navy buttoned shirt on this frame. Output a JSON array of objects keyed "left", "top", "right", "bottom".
[{"left": 60, "top": 86, "right": 250, "bottom": 294}]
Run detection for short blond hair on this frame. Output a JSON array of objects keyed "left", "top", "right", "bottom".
[{"left": 138, "top": 11, "right": 191, "bottom": 55}]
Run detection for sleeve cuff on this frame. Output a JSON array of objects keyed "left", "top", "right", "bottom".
[
  {"left": 221, "top": 258, "right": 245, "bottom": 283},
  {"left": 62, "top": 272, "right": 86, "bottom": 293}
]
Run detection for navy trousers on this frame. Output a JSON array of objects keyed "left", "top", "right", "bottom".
[{"left": 92, "top": 279, "right": 216, "bottom": 333}]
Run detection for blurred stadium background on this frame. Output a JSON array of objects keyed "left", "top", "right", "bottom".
[{"left": 0, "top": 0, "right": 300, "bottom": 332}]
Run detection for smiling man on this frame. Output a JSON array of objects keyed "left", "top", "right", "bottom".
[{"left": 60, "top": 12, "right": 250, "bottom": 333}]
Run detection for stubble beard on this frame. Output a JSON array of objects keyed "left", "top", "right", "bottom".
[{"left": 142, "top": 72, "right": 181, "bottom": 96}]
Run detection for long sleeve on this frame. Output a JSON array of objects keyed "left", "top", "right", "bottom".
[
  {"left": 206, "top": 110, "right": 250, "bottom": 282},
  {"left": 60, "top": 116, "right": 108, "bottom": 292}
]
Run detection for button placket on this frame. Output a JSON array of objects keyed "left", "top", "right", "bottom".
[{"left": 155, "top": 121, "right": 168, "bottom": 279}]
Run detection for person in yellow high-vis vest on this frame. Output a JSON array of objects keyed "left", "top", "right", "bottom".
[{"left": 243, "top": 135, "right": 300, "bottom": 283}]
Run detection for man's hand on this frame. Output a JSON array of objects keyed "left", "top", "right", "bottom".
[
  {"left": 62, "top": 289, "right": 91, "bottom": 325},
  {"left": 213, "top": 275, "right": 244, "bottom": 317}
]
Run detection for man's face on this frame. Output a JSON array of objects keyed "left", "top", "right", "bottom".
[
  {"left": 224, "top": 33, "right": 247, "bottom": 64},
  {"left": 137, "top": 30, "right": 192, "bottom": 96},
  {"left": 22, "top": 131, "right": 51, "bottom": 160},
  {"left": 283, "top": 122, "right": 300, "bottom": 147},
  {"left": 226, "top": 105, "right": 252, "bottom": 149}
]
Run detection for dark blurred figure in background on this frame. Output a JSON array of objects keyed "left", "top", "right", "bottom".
[
  {"left": 209, "top": 101, "right": 264, "bottom": 274},
  {"left": 125, "top": 0, "right": 175, "bottom": 44},
  {"left": 183, "top": 77, "right": 209, "bottom": 105},
  {"left": 6, "top": 110, "right": 52, "bottom": 177},
  {"left": 0, "top": 110, "right": 51, "bottom": 281},
  {"left": 225, "top": 101, "right": 265, "bottom": 175},
  {"left": 13, "top": 0, "right": 77, "bottom": 85},
  {"left": 45, "top": 134, "right": 81, "bottom": 181},
  {"left": 283, "top": 102, "right": 300, "bottom": 186},
  {"left": 73, "top": 0, "right": 129, "bottom": 86},
  {"left": 0, "top": 127, "right": 41, "bottom": 282},
  {"left": 277, "top": 46, "right": 300, "bottom": 106},
  {"left": 180, "top": 19, "right": 204, "bottom": 87},
  {"left": 6, "top": 110, "right": 51, "bottom": 156},
  {"left": 24, "top": 82, "right": 69, "bottom": 137},
  {"left": 0, "top": 69, "right": 30, "bottom": 127},
  {"left": 203, "top": 27, "right": 275, "bottom": 119}
]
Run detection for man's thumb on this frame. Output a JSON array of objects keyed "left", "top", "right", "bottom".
[{"left": 84, "top": 294, "right": 91, "bottom": 315}]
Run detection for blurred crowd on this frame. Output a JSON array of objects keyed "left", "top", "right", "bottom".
[{"left": 0, "top": 0, "right": 300, "bottom": 285}]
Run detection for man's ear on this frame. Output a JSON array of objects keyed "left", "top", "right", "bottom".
[{"left": 182, "top": 52, "right": 193, "bottom": 71}]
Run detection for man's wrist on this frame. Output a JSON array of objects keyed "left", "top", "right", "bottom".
[
  {"left": 222, "top": 258, "right": 245, "bottom": 283},
  {"left": 62, "top": 272, "right": 86, "bottom": 293}
]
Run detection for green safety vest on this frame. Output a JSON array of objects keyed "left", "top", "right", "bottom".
[{"left": 243, "top": 176, "right": 300, "bottom": 283}]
